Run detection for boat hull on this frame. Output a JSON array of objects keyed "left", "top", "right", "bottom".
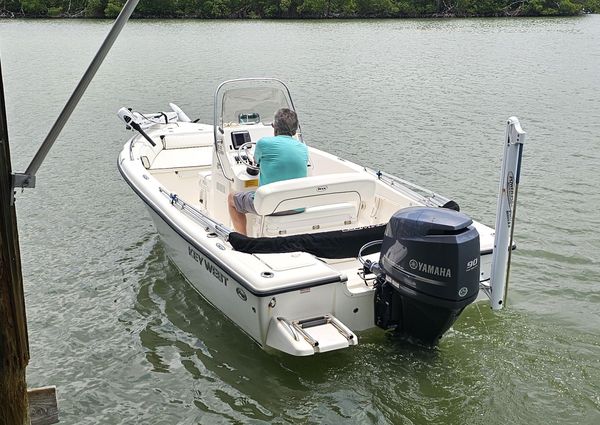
[{"left": 146, "top": 207, "right": 362, "bottom": 348}]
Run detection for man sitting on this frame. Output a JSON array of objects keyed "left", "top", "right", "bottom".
[{"left": 228, "top": 108, "right": 308, "bottom": 235}]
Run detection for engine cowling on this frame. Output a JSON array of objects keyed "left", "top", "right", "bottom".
[{"left": 374, "top": 207, "right": 480, "bottom": 346}]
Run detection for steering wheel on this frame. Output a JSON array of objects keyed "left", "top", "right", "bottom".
[{"left": 237, "top": 141, "right": 259, "bottom": 173}]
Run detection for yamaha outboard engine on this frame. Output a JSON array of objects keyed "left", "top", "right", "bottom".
[{"left": 372, "top": 207, "right": 480, "bottom": 346}]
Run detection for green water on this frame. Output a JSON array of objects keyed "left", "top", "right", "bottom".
[{"left": 1, "top": 16, "right": 599, "bottom": 424}]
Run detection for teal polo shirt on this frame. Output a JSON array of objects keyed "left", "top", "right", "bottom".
[{"left": 254, "top": 135, "right": 308, "bottom": 186}]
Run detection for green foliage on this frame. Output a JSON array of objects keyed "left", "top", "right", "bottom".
[
  {"left": 176, "top": 0, "right": 202, "bottom": 15},
  {"left": 459, "top": 0, "right": 498, "bottom": 16},
  {"left": 85, "top": 0, "right": 108, "bottom": 17},
  {"left": 356, "top": 0, "right": 397, "bottom": 16},
  {"left": 3, "top": 0, "right": 598, "bottom": 18},
  {"left": 20, "top": 0, "right": 47, "bottom": 14},
  {"left": 583, "top": 0, "right": 600, "bottom": 11},
  {"left": 200, "top": 0, "right": 231, "bottom": 17},
  {"left": 395, "top": 0, "right": 416, "bottom": 16},
  {"left": 557, "top": 0, "right": 583, "bottom": 14},
  {"left": 0, "top": 0, "right": 23, "bottom": 13},
  {"left": 522, "top": 0, "right": 583, "bottom": 15},
  {"left": 297, "top": 0, "right": 327, "bottom": 16},
  {"left": 47, "top": 5, "right": 61, "bottom": 15},
  {"left": 136, "top": 0, "right": 176, "bottom": 17},
  {"left": 104, "top": 0, "right": 122, "bottom": 18},
  {"left": 338, "top": 0, "right": 357, "bottom": 14}
]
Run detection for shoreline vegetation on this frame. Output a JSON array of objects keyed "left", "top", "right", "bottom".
[{"left": 0, "top": 0, "right": 598, "bottom": 19}]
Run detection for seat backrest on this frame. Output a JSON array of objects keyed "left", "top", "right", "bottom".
[
  {"left": 253, "top": 173, "right": 377, "bottom": 216},
  {"left": 251, "top": 173, "right": 376, "bottom": 236}
]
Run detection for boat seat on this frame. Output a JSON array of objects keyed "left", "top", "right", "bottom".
[
  {"left": 161, "top": 131, "right": 214, "bottom": 149},
  {"left": 251, "top": 173, "right": 376, "bottom": 237},
  {"left": 150, "top": 146, "right": 213, "bottom": 169}
]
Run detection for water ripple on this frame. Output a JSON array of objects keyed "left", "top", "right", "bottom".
[{"left": 4, "top": 16, "right": 600, "bottom": 425}]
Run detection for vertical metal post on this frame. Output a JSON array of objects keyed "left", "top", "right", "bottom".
[
  {"left": 0, "top": 59, "right": 30, "bottom": 425},
  {"left": 490, "top": 117, "right": 525, "bottom": 310}
]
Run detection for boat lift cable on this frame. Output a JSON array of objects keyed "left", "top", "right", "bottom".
[{"left": 10, "top": 0, "right": 140, "bottom": 201}]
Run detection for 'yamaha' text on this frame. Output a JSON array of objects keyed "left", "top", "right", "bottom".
[{"left": 409, "top": 259, "right": 452, "bottom": 278}]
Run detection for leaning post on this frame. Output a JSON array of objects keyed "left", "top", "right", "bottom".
[{"left": 0, "top": 60, "right": 30, "bottom": 424}]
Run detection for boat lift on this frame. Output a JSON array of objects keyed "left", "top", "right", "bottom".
[
  {"left": 1, "top": 1, "right": 141, "bottom": 423},
  {"left": 10, "top": 0, "right": 141, "bottom": 197},
  {"left": 489, "top": 118, "right": 526, "bottom": 310}
]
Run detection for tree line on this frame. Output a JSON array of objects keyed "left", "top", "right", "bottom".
[{"left": 1, "top": 0, "right": 598, "bottom": 18}]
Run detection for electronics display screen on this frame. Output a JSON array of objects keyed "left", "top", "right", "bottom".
[
  {"left": 239, "top": 112, "right": 260, "bottom": 124},
  {"left": 231, "top": 131, "right": 251, "bottom": 149}
]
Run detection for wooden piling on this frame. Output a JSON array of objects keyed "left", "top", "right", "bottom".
[{"left": 0, "top": 59, "right": 30, "bottom": 425}]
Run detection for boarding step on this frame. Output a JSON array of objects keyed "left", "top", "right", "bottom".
[{"left": 266, "top": 314, "right": 358, "bottom": 356}]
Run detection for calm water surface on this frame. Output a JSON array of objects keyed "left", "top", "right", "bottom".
[{"left": 1, "top": 16, "right": 599, "bottom": 424}]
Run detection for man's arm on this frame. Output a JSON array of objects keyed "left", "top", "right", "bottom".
[{"left": 254, "top": 139, "right": 263, "bottom": 166}]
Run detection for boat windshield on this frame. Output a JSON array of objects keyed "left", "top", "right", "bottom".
[{"left": 215, "top": 79, "right": 295, "bottom": 128}]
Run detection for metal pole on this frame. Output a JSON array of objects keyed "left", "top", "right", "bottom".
[{"left": 15, "top": 0, "right": 140, "bottom": 189}]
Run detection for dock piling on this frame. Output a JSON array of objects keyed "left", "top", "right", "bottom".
[{"left": 0, "top": 59, "right": 30, "bottom": 425}]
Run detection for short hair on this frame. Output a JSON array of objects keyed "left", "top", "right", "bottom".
[{"left": 273, "top": 108, "right": 298, "bottom": 136}]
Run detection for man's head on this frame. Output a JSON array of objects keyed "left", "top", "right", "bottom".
[{"left": 273, "top": 108, "right": 298, "bottom": 137}]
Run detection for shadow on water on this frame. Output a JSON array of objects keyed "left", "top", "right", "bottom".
[{"left": 120, "top": 239, "right": 600, "bottom": 425}]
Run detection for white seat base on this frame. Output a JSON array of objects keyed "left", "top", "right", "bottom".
[{"left": 260, "top": 203, "right": 357, "bottom": 236}]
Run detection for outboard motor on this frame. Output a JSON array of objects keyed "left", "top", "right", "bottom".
[{"left": 372, "top": 207, "right": 480, "bottom": 346}]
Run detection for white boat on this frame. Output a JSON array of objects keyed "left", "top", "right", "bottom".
[{"left": 117, "top": 78, "right": 524, "bottom": 356}]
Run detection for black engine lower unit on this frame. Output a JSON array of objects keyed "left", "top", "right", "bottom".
[{"left": 374, "top": 277, "right": 469, "bottom": 347}]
